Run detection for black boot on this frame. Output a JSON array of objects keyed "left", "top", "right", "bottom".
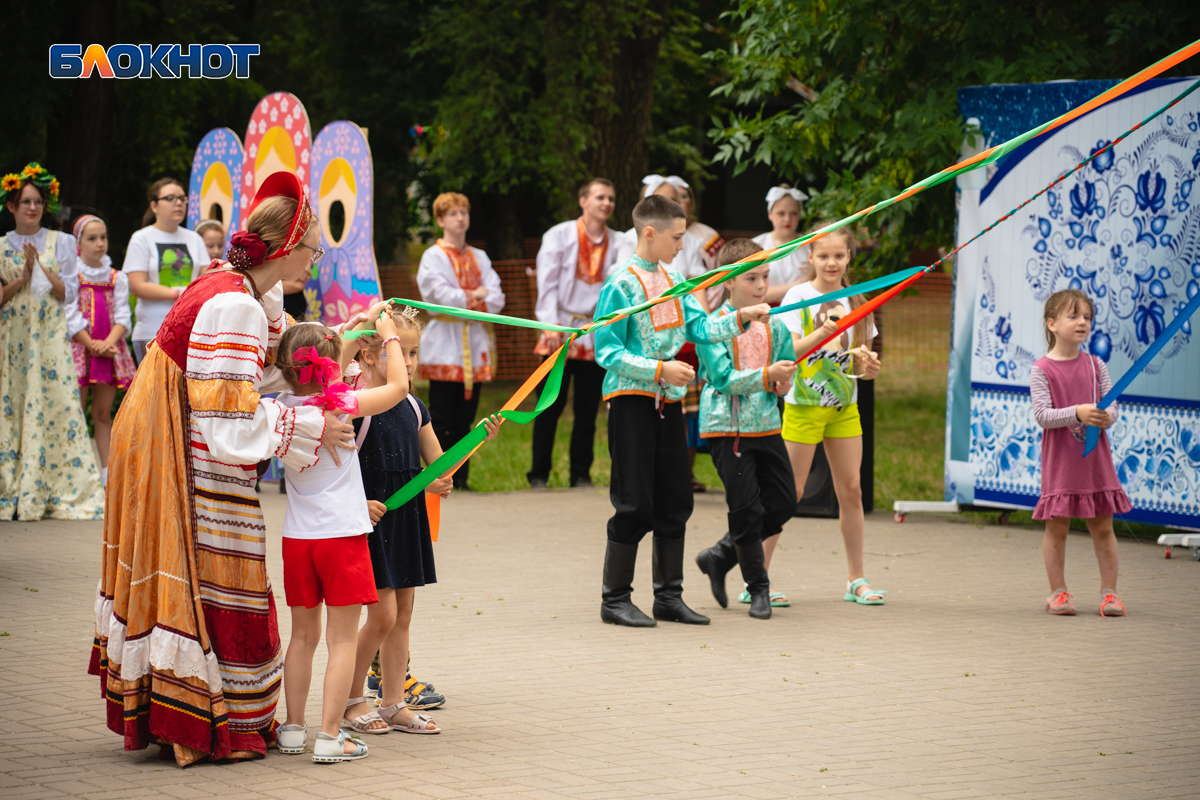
[
  {"left": 600, "top": 541, "right": 656, "bottom": 627},
  {"left": 735, "top": 541, "right": 772, "bottom": 619},
  {"left": 651, "top": 537, "right": 710, "bottom": 625},
  {"left": 694, "top": 532, "right": 738, "bottom": 608}
]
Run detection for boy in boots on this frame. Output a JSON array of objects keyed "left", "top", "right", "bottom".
[
  {"left": 693, "top": 240, "right": 798, "bottom": 619},
  {"left": 594, "top": 197, "right": 771, "bottom": 627}
]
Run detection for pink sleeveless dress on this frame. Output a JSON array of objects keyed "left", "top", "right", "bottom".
[{"left": 1030, "top": 354, "right": 1132, "bottom": 520}]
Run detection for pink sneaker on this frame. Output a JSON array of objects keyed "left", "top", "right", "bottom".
[
  {"left": 1100, "top": 592, "right": 1127, "bottom": 617},
  {"left": 1046, "top": 589, "right": 1075, "bottom": 615}
]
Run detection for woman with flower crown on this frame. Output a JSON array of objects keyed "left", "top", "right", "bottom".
[
  {"left": 0, "top": 163, "right": 105, "bottom": 521},
  {"left": 90, "top": 172, "right": 359, "bottom": 766}
]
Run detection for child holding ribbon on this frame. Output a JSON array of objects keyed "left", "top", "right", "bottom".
[
  {"left": 1031, "top": 289, "right": 1130, "bottom": 617},
  {"left": 272, "top": 314, "right": 409, "bottom": 763},
  {"left": 693, "top": 239, "right": 798, "bottom": 619},
  {"left": 594, "top": 194, "right": 772, "bottom": 628},
  {"left": 66, "top": 215, "right": 135, "bottom": 486},
  {"left": 343, "top": 303, "right": 501, "bottom": 737},
  {"left": 777, "top": 222, "right": 883, "bottom": 607}
]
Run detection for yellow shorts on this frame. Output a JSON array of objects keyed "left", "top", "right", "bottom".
[{"left": 782, "top": 402, "right": 862, "bottom": 444}]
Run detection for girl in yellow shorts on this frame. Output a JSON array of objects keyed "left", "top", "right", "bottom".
[{"left": 777, "top": 223, "right": 886, "bottom": 605}]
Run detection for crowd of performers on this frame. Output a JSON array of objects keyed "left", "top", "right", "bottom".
[{"left": 0, "top": 160, "right": 1130, "bottom": 766}]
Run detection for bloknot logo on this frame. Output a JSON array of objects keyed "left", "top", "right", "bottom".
[{"left": 49, "top": 44, "right": 260, "bottom": 79}]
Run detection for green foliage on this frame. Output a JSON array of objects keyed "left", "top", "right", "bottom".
[{"left": 706, "top": 0, "right": 1200, "bottom": 274}]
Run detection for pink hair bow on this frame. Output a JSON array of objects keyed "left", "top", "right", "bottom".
[
  {"left": 293, "top": 346, "right": 341, "bottom": 386},
  {"left": 303, "top": 382, "right": 360, "bottom": 414}
]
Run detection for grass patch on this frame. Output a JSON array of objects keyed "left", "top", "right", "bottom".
[{"left": 873, "top": 369, "right": 947, "bottom": 504}]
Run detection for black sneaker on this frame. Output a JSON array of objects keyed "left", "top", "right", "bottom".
[
  {"left": 570, "top": 476, "right": 593, "bottom": 488},
  {"left": 529, "top": 477, "right": 548, "bottom": 489}
]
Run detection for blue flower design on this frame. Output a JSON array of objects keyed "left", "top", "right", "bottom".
[
  {"left": 1135, "top": 171, "right": 1166, "bottom": 213},
  {"left": 1182, "top": 426, "right": 1200, "bottom": 466},
  {"left": 1089, "top": 330, "right": 1112, "bottom": 361},
  {"left": 1134, "top": 301, "right": 1165, "bottom": 344},
  {"left": 994, "top": 316, "right": 1012, "bottom": 343},
  {"left": 1133, "top": 217, "right": 1158, "bottom": 249},
  {"left": 1091, "top": 140, "right": 1114, "bottom": 173},
  {"left": 1070, "top": 181, "right": 1098, "bottom": 217}
]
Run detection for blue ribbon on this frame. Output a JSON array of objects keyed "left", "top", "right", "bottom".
[
  {"left": 1084, "top": 290, "right": 1200, "bottom": 456},
  {"left": 770, "top": 267, "right": 927, "bottom": 315}
]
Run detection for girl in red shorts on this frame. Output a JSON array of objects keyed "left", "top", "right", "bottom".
[{"left": 272, "top": 313, "right": 408, "bottom": 763}]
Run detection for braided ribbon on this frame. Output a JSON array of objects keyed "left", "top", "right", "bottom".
[{"left": 373, "top": 41, "right": 1200, "bottom": 510}]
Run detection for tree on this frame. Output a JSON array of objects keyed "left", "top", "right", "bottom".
[{"left": 706, "top": 0, "right": 1200, "bottom": 274}]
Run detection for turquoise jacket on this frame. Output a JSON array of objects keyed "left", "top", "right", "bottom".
[
  {"left": 697, "top": 301, "right": 796, "bottom": 437},
  {"left": 595, "top": 255, "right": 747, "bottom": 402}
]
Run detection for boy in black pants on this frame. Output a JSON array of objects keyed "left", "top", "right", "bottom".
[{"left": 593, "top": 197, "right": 770, "bottom": 627}]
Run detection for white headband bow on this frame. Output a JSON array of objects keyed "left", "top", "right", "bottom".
[
  {"left": 766, "top": 186, "right": 808, "bottom": 212},
  {"left": 642, "top": 174, "right": 669, "bottom": 197},
  {"left": 665, "top": 175, "right": 689, "bottom": 190}
]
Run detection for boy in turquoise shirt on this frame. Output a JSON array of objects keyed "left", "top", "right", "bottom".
[
  {"left": 594, "top": 196, "right": 770, "bottom": 628},
  {"left": 694, "top": 239, "right": 798, "bottom": 619}
]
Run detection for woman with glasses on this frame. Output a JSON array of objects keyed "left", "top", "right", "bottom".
[
  {"left": 0, "top": 163, "right": 106, "bottom": 521},
  {"left": 92, "top": 172, "right": 358, "bottom": 765},
  {"left": 122, "top": 177, "right": 209, "bottom": 362}
]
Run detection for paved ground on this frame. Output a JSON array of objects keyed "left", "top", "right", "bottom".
[{"left": 1, "top": 486, "right": 1198, "bottom": 799}]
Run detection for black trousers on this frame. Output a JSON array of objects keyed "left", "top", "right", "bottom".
[
  {"left": 528, "top": 358, "right": 605, "bottom": 483},
  {"left": 427, "top": 380, "right": 482, "bottom": 488},
  {"left": 709, "top": 435, "right": 796, "bottom": 546},
  {"left": 606, "top": 396, "right": 693, "bottom": 544}
]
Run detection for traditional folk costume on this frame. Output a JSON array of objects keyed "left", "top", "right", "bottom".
[
  {"left": 594, "top": 253, "right": 749, "bottom": 627},
  {"left": 528, "top": 218, "right": 619, "bottom": 486},
  {"left": 67, "top": 252, "right": 136, "bottom": 391},
  {"left": 416, "top": 240, "right": 505, "bottom": 489},
  {"left": 693, "top": 303, "right": 797, "bottom": 618},
  {"left": 0, "top": 208, "right": 107, "bottom": 520},
  {"left": 91, "top": 173, "right": 327, "bottom": 765}
]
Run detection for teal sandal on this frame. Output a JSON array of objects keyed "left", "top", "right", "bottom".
[
  {"left": 844, "top": 578, "right": 886, "bottom": 605},
  {"left": 738, "top": 586, "right": 791, "bottom": 607}
]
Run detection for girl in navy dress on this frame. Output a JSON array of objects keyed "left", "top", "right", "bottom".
[{"left": 343, "top": 304, "right": 498, "bottom": 735}]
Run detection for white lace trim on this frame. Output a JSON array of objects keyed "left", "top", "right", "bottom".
[{"left": 103, "top": 618, "right": 222, "bottom": 692}]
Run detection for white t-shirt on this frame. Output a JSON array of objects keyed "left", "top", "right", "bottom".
[
  {"left": 277, "top": 394, "right": 373, "bottom": 540},
  {"left": 752, "top": 231, "right": 809, "bottom": 290},
  {"left": 121, "top": 225, "right": 207, "bottom": 341},
  {"left": 778, "top": 281, "right": 878, "bottom": 408}
]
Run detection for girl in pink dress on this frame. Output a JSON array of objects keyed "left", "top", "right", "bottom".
[
  {"left": 1030, "top": 289, "right": 1132, "bottom": 617},
  {"left": 68, "top": 215, "right": 135, "bottom": 486}
]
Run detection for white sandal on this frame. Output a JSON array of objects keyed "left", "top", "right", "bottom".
[
  {"left": 313, "top": 730, "right": 368, "bottom": 763},
  {"left": 341, "top": 696, "right": 389, "bottom": 734},
  {"left": 277, "top": 723, "right": 307, "bottom": 754},
  {"left": 378, "top": 702, "right": 440, "bottom": 734}
]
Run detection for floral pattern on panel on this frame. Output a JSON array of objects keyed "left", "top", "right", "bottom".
[
  {"left": 972, "top": 260, "right": 1038, "bottom": 381},
  {"left": 1020, "top": 111, "right": 1198, "bottom": 373},
  {"left": 970, "top": 388, "right": 1199, "bottom": 521}
]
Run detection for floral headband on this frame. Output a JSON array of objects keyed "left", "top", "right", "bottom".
[
  {"left": 2, "top": 163, "right": 61, "bottom": 214},
  {"left": 766, "top": 185, "right": 809, "bottom": 213}
]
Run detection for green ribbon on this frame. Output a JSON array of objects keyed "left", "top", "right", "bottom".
[{"left": 384, "top": 343, "right": 572, "bottom": 509}]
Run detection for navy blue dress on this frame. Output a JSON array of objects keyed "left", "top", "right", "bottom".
[{"left": 354, "top": 396, "right": 437, "bottom": 589}]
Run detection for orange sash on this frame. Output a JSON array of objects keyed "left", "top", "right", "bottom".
[{"left": 575, "top": 218, "right": 608, "bottom": 285}]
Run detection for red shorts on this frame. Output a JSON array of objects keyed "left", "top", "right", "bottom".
[{"left": 282, "top": 534, "right": 379, "bottom": 609}]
